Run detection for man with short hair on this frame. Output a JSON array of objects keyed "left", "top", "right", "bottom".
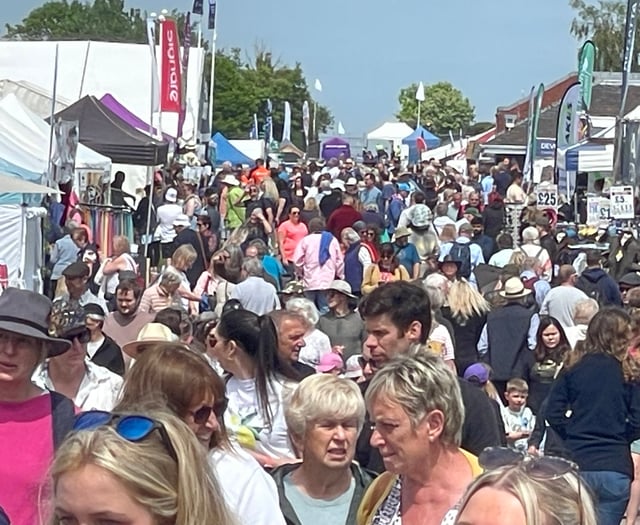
[
  {"left": 357, "top": 281, "right": 504, "bottom": 468},
  {"left": 360, "top": 173, "right": 383, "bottom": 212},
  {"left": 269, "top": 310, "right": 315, "bottom": 379},
  {"left": 520, "top": 257, "right": 551, "bottom": 308},
  {"left": 540, "top": 265, "right": 589, "bottom": 328},
  {"left": 230, "top": 257, "right": 279, "bottom": 315},
  {"left": 576, "top": 250, "right": 623, "bottom": 307},
  {"left": 58, "top": 261, "right": 108, "bottom": 313},
  {"left": 103, "top": 279, "right": 155, "bottom": 353},
  {"left": 326, "top": 194, "right": 363, "bottom": 239}
]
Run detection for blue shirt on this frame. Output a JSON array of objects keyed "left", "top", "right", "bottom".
[
  {"left": 395, "top": 243, "right": 420, "bottom": 277},
  {"left": 439, "top": 237, "right": 485, "bottom": 286},
  {"left": 50, "top": 234, "right": 79, "bottom": 280},
  {"left": 360, "top": 187, "right": 383, "bottom": 212}
]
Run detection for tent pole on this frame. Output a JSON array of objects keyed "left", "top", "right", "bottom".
[
  {"left": 78, "top": 41, "right": 91, "bottom": 99},
  {"left": 46, "top": 44, "right": 59, "bottom": 188}
]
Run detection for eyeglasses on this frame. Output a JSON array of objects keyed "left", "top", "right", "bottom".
[
  {"left": 290, "top": 211, "right": 300, "bottom": 215},
  {"left": 366, "top": 232, "right": 376, "bottom": 237},
  {"left": 190, "top": 398, "right": 229, "bottom": 424},
  {"left": 478, "top": 447, "right": 578, "bottom": 479},
  {"left": 64, "top": 329, "right": 91, "bottom": 345},
  {"left": 73, "top": 410, "right": 178, "bottom": 463}
]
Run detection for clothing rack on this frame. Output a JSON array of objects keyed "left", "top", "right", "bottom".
[{"left": 77, "top": 203, "right": 134, "bottom": 253}]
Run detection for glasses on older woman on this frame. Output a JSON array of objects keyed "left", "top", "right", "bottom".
[{"left": 190, "top": 398, "right": 229, "bottom": 424}]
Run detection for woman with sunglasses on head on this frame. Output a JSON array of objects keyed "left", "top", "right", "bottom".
[
  {"left": 361, "top": 242, "right": 410, "bottom": 295},
  {"left": 210, "top": 308, "right": 301, "bottom": 467},
  {"left": 454, "top": 448, "right": 598, "bottom": 525},
  {"left": 0, "top": 289, "right": 77, "bottom": 525},
  {"left": 33, "top": 301, "right": 123, "bottom": 412},
  {"left": 117, "top": 344, "right": 286, "bottom": 525},
  {"left": 49, "top": 408, "right": 238, "bottom": 525},
  {"left": 546, "top": 308, "right": 640, "bottom": 525}
]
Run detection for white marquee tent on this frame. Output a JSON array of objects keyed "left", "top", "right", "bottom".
[{"left": 367, "top": 122, "right": 413, "bottom": 144}]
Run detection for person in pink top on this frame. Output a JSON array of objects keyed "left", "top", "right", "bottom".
[
  {"left": 277, "top": 206, "right": 309, "bottom": 265},
  {"left": 0, "top": 288, "right": 76, "bottom": 525},
  {"left": 293, "top": 217, "right": 344, "bottom": 314}
]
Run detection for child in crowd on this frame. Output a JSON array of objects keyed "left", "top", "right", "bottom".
[
  {"left": 463, "top": 362, "right": 502, "bottom": 405},
  {"left": 501, "top": 378, "right": 536, "bottom": 451}
]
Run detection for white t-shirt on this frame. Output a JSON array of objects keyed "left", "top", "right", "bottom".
[
  {"left": 225, "top": 375, "right": 297, "bottom": 460},
  {"left": 427, "top": 324, "right": 455, "bottom": 363},
  {"left": 209, "top": 446, "right": 286, "bottom": 525},
  {"left": 299, "top": 328, "right": 332, "bottom": 368},
  {"left": 86, "top": 337, "right": 105, "bottom": 359},
  {"left": 156, "top": 203, "right": 182, "bottom": 243}
]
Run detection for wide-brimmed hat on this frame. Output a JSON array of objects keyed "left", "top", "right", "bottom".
[
  {"left": 0, "top": 288, "right": 71, "bottom": 357},
  {"left": 393, "top": 226, "right": 411, "bottom": 240},
  {"left": 499, "top": 277, "right": 531, "bottom": 300},
  {"left": 122, "top": 323, "right": 181, "bottom": 359},
  {"left": 221, "top": 174, "right": 240, "bottom": 186},
  {"left": 438, "top": 255, "right": 462, "bottom": 270},
  {"left": 343, "top": 355, "right": 364, "bottom": 379},
  {"left": 326, "top": 280, "right": 356, "bottom": 299},
  {"left": 173, "top": 214, "right": 191, "bottom": 228}
]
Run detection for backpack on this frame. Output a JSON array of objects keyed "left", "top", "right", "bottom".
[
  {"left": 449, "top": 242, "right": 472, "bottom": 279},
  {"left": 577, "top": 276, "right": 602, "bottom": 305},
  {"left": 521, "top": 275, "right": 539, "bottom": 290}
]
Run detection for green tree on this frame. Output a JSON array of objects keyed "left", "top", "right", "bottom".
[
  {"left": 569, "top": 0, "right": 638, "bottom": 72},
  {"left": 396, "top": 81, "right": 475, "bottom": 135},
  {"left": 211, "top": 47, "right": 332, "bottom": 147}
]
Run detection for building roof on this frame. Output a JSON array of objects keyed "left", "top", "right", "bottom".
[{"left": 487, "top": 84, "right": 640, "bottom": 147}]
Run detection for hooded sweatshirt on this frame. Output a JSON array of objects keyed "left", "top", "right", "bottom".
[{"left": 575, "top": 267, "right": 623, "bottom": 307}]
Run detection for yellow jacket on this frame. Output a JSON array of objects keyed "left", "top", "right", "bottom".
[
  {"left": 361, "top": 264, "right": 411, "bottom": 295},
  {"left": 356, "top": 448, "right": 482, "bottom": 525}
]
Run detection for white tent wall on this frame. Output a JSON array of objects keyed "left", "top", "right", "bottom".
[
  {"left": 0, "top": 41, "right": 205, "bottom": 142},
  {"left": 229, "top": 139, "right": 265, "bottom": 163},
  {"left": 366, "top": 122, "right": 413, "bottom": 147},
  {"left": 0, "top": 79, "right": 72, "bottom": 118},
  {"left": 0, "top": 205, "right": 44, "bottom": 292}
]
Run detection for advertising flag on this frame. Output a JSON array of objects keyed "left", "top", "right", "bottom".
[
  {"left": 522, "top": 87, "right": 536, "bottom": 182},
  {"left": 192, "top": 0, "right": 203, "bottom": 15},
  {"left": 177, "top": 13, "right": 191, "bottom": 138},
  {"left": 282, "top": 101, "right": 292, "bottom": 142},
  {"left": 622, "top": 0, "right": 640, "bottom": 114},
  {"left": 314, "top": 78, "right": 323, "bottom": 92},
  {"left": 523, "top": 84, "right": 545, "bottom": 183},
  {"left": 302, "top": 101, "right": 310, "bottom": 146},
  {"left": 264, "top": 99, "right": 273, "bottom": 145},
  {"left": 208, "top": 0, "right": 217, "bottom": 31},
  {"left": 415, "top": 81, "right": 425, "bottom": 102},
  {"left": 249, "top": 114, "right": 259, "bottom": 139},
  {"left": 337, "top": 121, "right": 345, "bottom": 135},
  {"left": 146, "top": 17, "right": 160, "bottom": 112},
  {"left": 555, "top": 83, "right": 582, "bottom": 199},
  {"left": 578, "top": 40, "right": 596, "bottom": 112},
  {"left": 160, "top": 19, "right": 182, "bottom": 113}
]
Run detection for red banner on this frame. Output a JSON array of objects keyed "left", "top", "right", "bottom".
[{"left": 160, "top": 19, "right": 182, "bottom": 113}]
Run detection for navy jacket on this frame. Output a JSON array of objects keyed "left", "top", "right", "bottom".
[{"left": 576, "top": 267, "right": 623, "bottom": 307}]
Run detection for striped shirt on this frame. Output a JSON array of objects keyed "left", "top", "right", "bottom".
[{"left": 138, "top": 283, "right": 181, "bottom": 314}]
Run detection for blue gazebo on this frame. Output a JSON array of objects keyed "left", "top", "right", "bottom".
[{"left": 402, "top": 126, "right": 441, "bottom": 163}]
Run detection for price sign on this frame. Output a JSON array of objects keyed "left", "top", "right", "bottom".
[
  {"left": 598, "top": 198, "right": 611, "bottom": 222},
  {"left": 536, "top": 184, "right": 558, "bottom": 209},
  {"left": 610, "top": 186, "right": 634, "bottom": 219},
  {"left": 587, "top": 197, "right": 611, "bottom": 224}
]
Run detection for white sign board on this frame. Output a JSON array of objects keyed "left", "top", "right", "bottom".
[
  {"left": 587, "top": 197, "right": 611, "bottom": 225},
  {"left": 610, "top": 186, "right": 634, "bottom": 219},
  {"left": 536, "top": 184, "right": 558, "bottom": 209}
]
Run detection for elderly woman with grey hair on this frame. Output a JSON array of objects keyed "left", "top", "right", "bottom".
[
  {"left": 357, "top": 353, "right": 482, "bottom": 525},
  {"left": 271, "top": 374, "right": 375, "bottom": 525},
  {"left": 285, "top": 297, "right": 332, "bottom": 368},
  {"left": 341, "top": 227, "right": 373, "bottom": 297},
  {"left": 138, "top": 266, "right": 184, "bottom": 314},
  {"left": 520, "top": 226, "right": 552, "bottom": 281}
]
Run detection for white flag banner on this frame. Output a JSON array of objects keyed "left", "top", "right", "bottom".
[
  {"left": 302, "top": 101, "right": 310, "bottom": 146},
  {"left": 337, "top": 121, "right": 345, "bottom": 135},
  {"left": 415, "top": 81, "right": 425, "bottom": 102},
  {"left": 146, "top": 18, "right": 160, "bottom": 112},
  {"left": 314, "top": 78, "right": 323, "bottom": 92},
  {"left": 282, "top": 101, "right": 292, "bottom": 142}
]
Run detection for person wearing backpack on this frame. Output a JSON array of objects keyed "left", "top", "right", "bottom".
[
  {"left": 438, "top": 223, "right": 485, "bottom": 285},
  {"left": 575, "top": 249, "right": 623, "bottom": 307},
  {"left": 0, "top": 289, "right": 76, "bottom": 525}
]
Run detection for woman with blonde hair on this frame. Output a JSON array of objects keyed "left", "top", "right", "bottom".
[
  {"left": 442, "top": 279, "right": 491, "bottom": 375},
  {"left": 454, "top": 451, "right": 597, "bottom": 525},
  {"left": 261, "top": 177, "right": 287, "bottom": 224},
  {"left": 169, "top": 244, "right": 202, "bottom": 314},
  {"left": 116, "top": 344, "right": 285, "bottom": 525},
  {"left": 48, "top": 409, "right": 238, "bottom": 525},
  {"left": 439, "top": 223, "right": 457, "bottom": 245},
  {"left": 300, "top": 197, "right": 321, "bottom": 226},
  {"left": 100, "top": 235, "right": 137, "bottom": 307}
]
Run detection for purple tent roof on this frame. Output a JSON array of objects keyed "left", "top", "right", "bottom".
[
  {"left": 99, "top": 94, "right": 175, "bottom": 141},
  {"left": 321, "top": 136, "right": 351, "bottom": 160}
]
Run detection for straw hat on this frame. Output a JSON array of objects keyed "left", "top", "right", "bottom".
[
  {"left": 498, "top": 277, "right": 531, "bottom": 300},
  {"left": 122, "top": 323, "right": 181, "bottom": 358}
]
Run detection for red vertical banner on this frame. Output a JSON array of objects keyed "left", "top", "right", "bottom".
[{"left": 160, "top": 19, "right": 182, "bottom": 113}]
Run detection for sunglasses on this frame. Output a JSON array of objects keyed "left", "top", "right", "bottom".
[
  {"left": 478, "top": 447, "right": 578, "bottom": 479},
  {"left": 73, "top": 410, "right": 178, "bottom": 463},
  {"left": 64, "top": 329, "right": 91, "bottom": 345},
  {"left": 190, "top": 398, "right": 229, "bottom": 424},
  {"left": 290, "top": 211, "right": 300, "bottom": 215}
]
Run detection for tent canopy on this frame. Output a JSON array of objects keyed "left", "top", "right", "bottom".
[
  {"left": 99, "top": 93, "right": 174, "bottom": 141},
  {"left": 211, "top": 132, "right": 254, "bottom": 165},
  {"left": 0, "top": 172, "right": 59, "bottom": 194},
  {"left": 367, "top": 122, "right": 413, "bottom": 143},
  {"left": 557, "top": 126, "right": 615, "bottom": 172},
  {"left": 402, "top": 126, "right": 441, "bottom": 149},
  {"left": 321, "top": 136, "right": 351, "bottom": 161},
  {"left": 52, "top": 95, "right": 168, "bottom": 165},
  {"left": 279, "top": 140, "right": 304, "bottom": 158}
]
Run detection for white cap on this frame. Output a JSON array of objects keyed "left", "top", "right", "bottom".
[
  {"left": 173, "top": 214, "right": 190, "bottom": 227},
  {"left": 165, "top": 188, "right": 178, "bottom": 202}
]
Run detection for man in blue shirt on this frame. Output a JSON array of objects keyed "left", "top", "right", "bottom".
[
  {"left": 393, "top": 226, "right": 421, "bottom": 279},
  {"left": 359, "top": 173, "right": 383, "bottom": 212}
]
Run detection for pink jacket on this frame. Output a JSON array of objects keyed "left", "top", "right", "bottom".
[{"left": 293, "top": 232, "right": 344, "bottom": 290}]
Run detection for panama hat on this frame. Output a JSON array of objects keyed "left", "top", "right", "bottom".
[
  {"left": 499, "top": 277, "right": 531, "bottom": 300},
  {"left": 326, "top": 280, "right": 356, "bottom": 299},
  {"left": 0, "top": 288, "right": 71, "bottom": 357},
  {"left": 393, "top": 226, "right": 411, "bottom": 240},
  {"left": 122, "top": 323, "right": 181, "bottom": 359},
  {"left": 221, "top": 174, "right": 240, "bottom": 186}
]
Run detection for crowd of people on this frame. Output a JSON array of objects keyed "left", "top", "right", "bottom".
[{"left": 3, "top": 154, "right": 640, "bottom": 524}]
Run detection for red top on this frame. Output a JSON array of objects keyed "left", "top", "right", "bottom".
[{"left": 326, "top": 205, "right": 363, "bottom": 240}]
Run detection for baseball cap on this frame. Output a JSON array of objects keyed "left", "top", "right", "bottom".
[
  {"left": 316, "top": 352, "right": 344, "bottom": 373},
  {"left": 464, "top": 363, "right": 490, "bottom": 385},
  {"left": 165, "top": 188, "right": 178, "bottom": 202}
]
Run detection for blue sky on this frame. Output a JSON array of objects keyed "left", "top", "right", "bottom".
[{"left": 3, "top": 0, "right": 581, "bottom": 136}]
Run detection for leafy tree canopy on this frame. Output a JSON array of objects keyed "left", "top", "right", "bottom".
[{"left": 396, "top": 81, "right": 475, "bottom": 136}]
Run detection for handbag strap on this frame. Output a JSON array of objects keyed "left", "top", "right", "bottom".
[{"left": 196, "top": 232, "right": 208, "bottom": 265}]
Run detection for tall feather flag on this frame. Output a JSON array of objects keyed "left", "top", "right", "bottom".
[
  {"left": 208, "top": 0, "right": 217, "bottom": 30},
  {"left": 176, "top": 12, "right": 191, "bottom": 139},
  {"left": 555, "top": 83, "right": 581, "bottom": 199},
  {"left": 192, "top": 0, "right": 203, "bottom": 15},
  {"left": 249, "top": 114, "right": 259, "bottom": 139},
  {"left": 302, "top": 101, "right": 310, "bottom": 147},
  {"left": 415, "top": 81, "right": 425, "bottom": 102},
  {"left": 264, "top": 99, "right": 273, "bottom": 145},
  {"left": 314, "top": 78, "right": 323, "bottom": 92},
  {"left": 146, "top": 17, "right": 160, "bottom": 113},
  {"left": 337, "top": 121, "right": 345, "bottom": 135},
  {"left": 282, "top": 101, "right": 292, "bottom": 142}
]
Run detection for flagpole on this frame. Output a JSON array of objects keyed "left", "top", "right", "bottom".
[
  {"left": 417, "top": 100, "right": 421, "bottom": 128},
  {"left": 207, "top": 8, "right": 217, "bottom": 137},
  {"left": 47, "top": 44, "right": 59, "bottom": 187},
  {"left": 144, "top": 13, "right": 158, "bottom": 267}
]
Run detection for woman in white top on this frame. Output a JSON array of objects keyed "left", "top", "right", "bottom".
[
  {"left": 285, "top": 297, "right": 331, "bottom": 367},
  {"left": 33, "top": 301, "right": 122, "bottom": 411},
  {"left": 210, "top": 309, "right": 301, "bottom": 466},
  {"left": 100, "top": 235, "right": 138, "bottom": 300},
  {"left": 117, "top": 343, "right": 286, "bottom": 525}
]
